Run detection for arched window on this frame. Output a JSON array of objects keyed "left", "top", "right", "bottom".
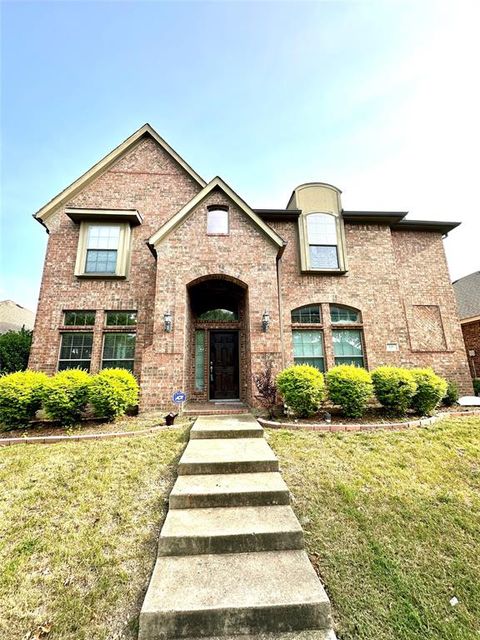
[
  {"left": 207, "top": 207, "right": 229, "bottom": 235},
  {"left": 291, "top": 304, "right": 322, "bottom": 324},
  {"left": 330, "top": 304, "right": 365, "bottom": 367}
]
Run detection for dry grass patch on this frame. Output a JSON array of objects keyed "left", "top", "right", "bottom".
[
  {"left": 0, "top": 426, "right": 189, "bottom": 640},
  {"left": 268, "top": 417, "right": 480, "bottom": 640}
]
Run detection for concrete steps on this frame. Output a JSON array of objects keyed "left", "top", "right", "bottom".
[
  {"left": 158, "top": 505, "right": 304, "bottom": 555},
  {"left": 190, "top": 415, "right": 264, "bottom": 439},
  {"left": 170, "top": 472, "right": 291, "bottom": 509},
  {"left": 177, "top": 438, "right": 279, "bottom": 475},
  {"left": 139, "top": 414, "right": 337, "bottom": 640},
  {"left": 141, "top": 550, "right": 331, "bottom": 639}
]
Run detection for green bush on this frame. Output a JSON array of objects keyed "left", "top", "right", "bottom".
[
  {"left": 371, "top": 366, "right": 417, "bottom": 416},
  {"left": 0, "top": 370, "right": 49, "bottom": 429},
  {"left": 0, "top": 328, "right": 32, "bottom": 373},
  {"left": 443, "top": 380, "right": 459, "bottom": 406},
  {"left": 276, "top": 364, "right": 325, "bottom": 418},
  {"left": 473, "top": 379, "right": 480, "bottom": 396},
  {"left": 326, "top": 365, "right": 373, "bottom": 418},
  {"left": 89, "top": 368, "right": 139, "bottom": 420},
  {"left": 42, "top": 369, "right": 92, "bottom": 425},
  {"left": 410, "top": 368, "right": 448, "bottom": 416}
]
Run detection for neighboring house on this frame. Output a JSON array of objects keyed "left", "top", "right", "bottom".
[
  {"left": 0, "top": 300, "right": 35, "bottom": 333},
  {"left": 29, "top": 124, "right": 472, "bottom": 410},
  {"left": 453, "top": 271, "right": 480, "bottom": 378}
]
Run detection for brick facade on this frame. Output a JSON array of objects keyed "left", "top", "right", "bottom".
[
  {"left": 29, "top": 127, "right": 473, "bottom": 409},
  {"left": 461, "top": 320, "right": 480, "bottom": 378}
]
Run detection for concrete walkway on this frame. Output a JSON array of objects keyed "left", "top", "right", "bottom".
[{"left": 139, "top": 414, "right": 337, "bottom": 640}]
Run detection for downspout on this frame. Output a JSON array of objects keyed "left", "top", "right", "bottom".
[{"left": 276, "top": 242, "right": 287, "bottom": 369}]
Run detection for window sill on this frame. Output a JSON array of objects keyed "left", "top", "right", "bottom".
[
  {"left": 76, "top": 274, "right": 127, "bottom": 280},
  {"left": 301, "top": 269, "right": 348, "bottom": 275}
]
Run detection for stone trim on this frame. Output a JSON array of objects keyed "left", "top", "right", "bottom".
[{"left": 258, "top": 409, "right": 480, "bottom": 433}]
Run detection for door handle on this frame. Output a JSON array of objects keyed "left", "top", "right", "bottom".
[{"left": 210, "top": 361, "right": 214, "bottom": 382}]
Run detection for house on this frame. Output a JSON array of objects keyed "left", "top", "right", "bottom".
[
  {"left": 0, "top": 300, "right": 35, "bottom": 334},
  {"left": 453, "top": 271, "right": 480, "bottom": 379},
  {"left": 29, "top": 124, "right": 472, "bottom": 410}
]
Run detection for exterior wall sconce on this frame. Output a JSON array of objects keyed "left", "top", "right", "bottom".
[
  {"left": 262, "top": 310, "right": 270, "bottom": 332},
  {"left": 164, "top": 311, "right": 172, "bottom": 333}
]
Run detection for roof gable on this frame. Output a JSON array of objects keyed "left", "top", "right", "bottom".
[
  {"left": 34, "top": 124, "right": 206, "bottom": 223},
  {"left": 148, "top": 176, "right": 285, "bottom": 250}
]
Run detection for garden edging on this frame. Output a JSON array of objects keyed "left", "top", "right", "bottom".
[{"left": 258, "top": 409, "right": 480, "bottom": 433}]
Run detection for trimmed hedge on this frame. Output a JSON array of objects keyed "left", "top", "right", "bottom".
[
  {"left": 443, "top": 380, "right": 459, "bottom": 407},
  {"left": 410, "top": 368, "right": 448, "bottom": 416},
  {"left": 371, "top": 366, "right": 417, "bottom": 416},
  {"left": 276, "top": 365, "right": 325, "bottom": 418},
  {"left": 42, "top": 369, "right": 92, "bottom": 425},
  {"left": 89, "top": 368, "right": 139, "bottom": 420},
  {"left": 473, "top": 379, "right": 480, "bottom": 396},
  {"left": 0, "top": 370, "right": 49, "bottom": 428},
  {"left": 326, "top": 365, "right": 373, "bottom": 418}
]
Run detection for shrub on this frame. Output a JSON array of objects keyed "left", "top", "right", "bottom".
[
  {"left": 89, "top": 368, "right": 139, "bottom": 420},
  {"left": 253, "top": 358, "right": 278, "bottom": 418},
  {"left": 0, "top": 370, "right": 49, "bottom": 429},
  {"left": 410, "top": 369, "right": 448, "bottom": 416},
  {"left": 326, "top": 365, "right": 373, "bottom": 418},
  {"left": 42, "top": 369, "right": 92, "bottom": 425},
  {"left": 473, "top": 379, "right": 480, "bottom": 397},
  {"left": 371, "top": 366, "right": 417, "bottom": 416},
  {"left": 443, "top": 380, "right": 459, "bottom": 406},
  {"left": 0, "top": 328, "right": 32, "bottom": 373},
  {"left": 276, "top": 364, "right": 325, "bottom": 418}
]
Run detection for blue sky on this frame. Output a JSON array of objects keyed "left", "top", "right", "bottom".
[{"left": 1, "top": 0, "right": 479, "bottom": 310}]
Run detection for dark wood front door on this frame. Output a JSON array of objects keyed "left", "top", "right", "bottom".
[{"left": 209, "top": 331, "right": 239, "bottom": 400}]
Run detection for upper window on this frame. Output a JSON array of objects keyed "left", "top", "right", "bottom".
[
  {"left": 75, "top": 222, "right": 131, "bottom": 278},
  {"left": 330, "top": 305, "right": 361, "bottom": 324},
  {"left": 105, "top": 311, "right": 137, "bottom": 326},
  {"left": 306, "top": 213, "right": 339, "bottom": 269},
  {"left": 207, "top": 208, "right": 229, "bottom": 235},
  {"left": 64, "top": 311, "right": 95, "bottom": 326},
  {"left": 291, "top": 305, "right": 322, "bottom": 324}
]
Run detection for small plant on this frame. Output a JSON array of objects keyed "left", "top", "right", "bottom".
[
  {"left": 443, "top": 380, "right": 459, "bottom": 407},
  {"left": 89, "top": 368, "right": 139, "bottom": 420},
  {"left": 473, "top": 378, "right": 480, "bottom": 396},
  {"left": 42, "top": 369, "right": 92, "bottom": 425},
  {"left": 276, "top": 364, "right": 325, "bottom": 418},
  {"left": 252, "top": 358, "right": 278, "bottom": 418},
  {"left": 410, "top": 368, "right": 448, "bottom": 416},
  {"left": 0, "top": 370, "right": 49, "bottom": 429},
  {"left": 371, "top": 366, "right": 417, "bottom": 416},
  {"left": 326, "top": 365, "right": 373, "bottom": 418}
]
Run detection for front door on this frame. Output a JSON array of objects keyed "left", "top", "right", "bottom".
[{"left": 209, "top": 331, "right": 239, "bottom": 400}]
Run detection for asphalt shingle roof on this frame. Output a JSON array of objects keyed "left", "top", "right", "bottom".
[{"left": 452, "top": 272, "right": 480, "bottom": 320}]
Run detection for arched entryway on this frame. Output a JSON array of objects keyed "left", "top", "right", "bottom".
[{"left": 187, "top": 275, "right": 250, "bottom": 403}]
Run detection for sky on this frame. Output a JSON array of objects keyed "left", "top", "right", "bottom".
[{"left": 1, "top": 0, "right": 479, "bottom": 311}]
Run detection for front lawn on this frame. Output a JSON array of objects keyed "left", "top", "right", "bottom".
[
  {"left": 268, "top": 417, "right": 480, "bottom": 640},
  {"left": 0, "top": 427, "right": 188, "bottom": 640}
]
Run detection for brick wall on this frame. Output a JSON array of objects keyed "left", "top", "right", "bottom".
[{"left": 461, "top": 320, "right": 480, "bottom": 378}]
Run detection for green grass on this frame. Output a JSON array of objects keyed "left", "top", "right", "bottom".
[
  {"left": 0, "top": 427, "right": 188, "bottom": 640},
  {"left": 268, "top": 417, "right": 480, "bottom": 640}
]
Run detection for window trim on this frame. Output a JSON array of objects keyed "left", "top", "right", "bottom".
[
  {"left": 299, "top": 211, "right": 347, "bottom": 273},
  {"left": 74, "top": 221, "right": 132, "bottom": 278}
]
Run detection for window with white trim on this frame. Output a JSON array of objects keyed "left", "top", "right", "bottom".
[{"left": 74, "top": 222, "right": 131, "bottom": 277}]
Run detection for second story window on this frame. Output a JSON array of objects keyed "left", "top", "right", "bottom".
[
  {"left": 74, "top": 222, "right": 131, "bottom": 278},
  {"left": 306, "top": 213, "right": 339, "bottom": 269},
  {"left": 207, "top": 207, "right": 229, "bottom": 235}
]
